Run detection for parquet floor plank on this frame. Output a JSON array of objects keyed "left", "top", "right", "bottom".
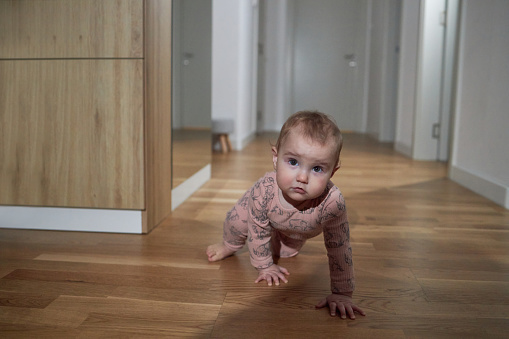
[
  {"left": 0, "top": 306, "right": 88, "bottom": 328},
  {"left": 45, "top": 295, "right": 220, "bottom": 337}
]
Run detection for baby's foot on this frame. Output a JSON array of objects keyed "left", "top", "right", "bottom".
[{"left": 206, "top": 243, "right": 236, "bottom": 262}]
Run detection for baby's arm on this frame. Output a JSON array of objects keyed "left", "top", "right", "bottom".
[
  {"left": 319, "top": 190, "right": 365, "bottom": 319},
  {"left": 247, "top": 175, "right": 290, "bottom": 286},
  {"left": 248, "top": 229, "right": 290, "bottom": 286}
]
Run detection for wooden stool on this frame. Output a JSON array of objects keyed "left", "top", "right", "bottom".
[
  {"left": 212, "top": 119, "right": 234, "bottom": 153},
  {"left": 217, "top": 133, "right": 232, "bottom": 153}
]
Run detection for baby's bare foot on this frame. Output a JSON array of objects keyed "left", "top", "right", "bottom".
[{"left": 206, "top": 243, "right": 236, "bottom": 262}]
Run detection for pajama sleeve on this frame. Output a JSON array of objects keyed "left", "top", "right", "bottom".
[
  {"left": 321, "top": 190, "right": 355, "bottom": 294},
  {"left": 247, "top": 175, "right": 276, "bottom": 269}
]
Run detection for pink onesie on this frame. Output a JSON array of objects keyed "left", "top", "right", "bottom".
[{"left": 222, "top": 171, "right": 355, "bottom": 294}]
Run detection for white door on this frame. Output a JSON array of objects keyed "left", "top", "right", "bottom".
[{"left": 291, "top": 0, "right": 365, "bottom": 131}]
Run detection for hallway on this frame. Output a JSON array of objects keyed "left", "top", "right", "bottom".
[{"left": 1, "top": 133, "right": 508, "bottom": 337}]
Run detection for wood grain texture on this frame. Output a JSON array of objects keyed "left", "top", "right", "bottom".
[
  {"left": 0, "top": 59, "right": 144, "bottom": 209},
  {"left": 0, "top": 133, "right": 508, "bottom": 338},
  {"left": 142, "top": 0, "right": 173, "bottom": 233},
  {"left": 0, "top": 0, "right": 143, "bottom": 59}
]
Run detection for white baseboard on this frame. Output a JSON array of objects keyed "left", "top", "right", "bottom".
[
  {"left": 230, "top": 131, "right": 257, "bottom": 151},
  {"left": 394, "top": 141, "right": 413, "bottom": 158},
  {"left": 0, "top": 206, "right": 143, "bottom": 233},
  {"left": 172, "top": 164, "right": 211, "bottom": 210},
  {"left": 449, "top": 165, "right": 509, "bottom": 209},
  {"left": 240, "top": 132, "right": 256, "bottom": 150},
  {"left": 0, "top": 164, "right": 211, "bottom": 233}
]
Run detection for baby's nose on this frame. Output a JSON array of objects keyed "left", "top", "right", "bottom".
[{"left": 297, "top": 170, "right": 308, "bottom": 183}]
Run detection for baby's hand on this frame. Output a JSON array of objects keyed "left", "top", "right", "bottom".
[
  {"left": 316, "top": 293, "right": 365, "bottom": 319},
  {"left": 255, "top": 265, "right": 290, "bottom": 286}
]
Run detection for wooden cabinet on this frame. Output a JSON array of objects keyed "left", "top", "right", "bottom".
[
  {"left": 0, "top": 0, "right": 172, "bottom": 233},
  {"left": 0, "top": 59, "right": 145, "bottom": 209},
  {"left": 0, "top": 0, "right": 143, "bottom": 59}
]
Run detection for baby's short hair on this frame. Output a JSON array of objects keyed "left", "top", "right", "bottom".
[{"left": 275, "top": 111, "right": 343, "bottom": 167}]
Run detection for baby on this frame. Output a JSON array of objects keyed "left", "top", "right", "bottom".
[{"left": 207, "top": 111, "right": 365, "bottom": 319}]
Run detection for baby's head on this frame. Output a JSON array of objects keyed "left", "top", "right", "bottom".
[{"left": 275, "top": 111, "right": 343, "bottom": 168}]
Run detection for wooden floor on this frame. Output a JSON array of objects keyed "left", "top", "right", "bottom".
[
  {"left": 1, "top": 133, "right": 508, "bottom": 338},
  {"left": 172, "top": 129, "right": 211, "bottom": 188}
]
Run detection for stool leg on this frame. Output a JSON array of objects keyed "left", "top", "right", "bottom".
[
  {"left": 225, "top": 135, "right": 233, "bottom": 152},
  {"left": 219, "top": 134, "right": 228, "bottom": 153}
]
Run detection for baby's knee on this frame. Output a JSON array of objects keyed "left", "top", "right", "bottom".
[
  {"left": 279, "top": 241, "right": 301, "bottom": 258},
  {"left": 279, "top": 248, "right": 299, "bottom": 258}
]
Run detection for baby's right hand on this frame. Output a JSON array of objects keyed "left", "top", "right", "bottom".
[{"left": 255, "top": 265, "right": 290, "bottom": 286}]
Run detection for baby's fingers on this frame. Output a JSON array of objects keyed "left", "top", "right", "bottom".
[
  {"left": 352, "top": 304, "right": 366, "bottom": 317},
  {"left": 336, "top": 303, "right": 366, "bottom": 319},
  {"left": 267, "top": 272, "right": 286, "bottom": 286},
  {"left": 315, "top": 298, "right": 327, "bottom": 309},
  {"left": 275, "top": 271, "right": 288, "bottom": 284},
  {"left": 278, "top": 266, "right": 290, "bottom": 276},
  {"left": 254, "top": 275, "right": 268, "bottom": 284},
  {"left": 344, "top": 304, "right": 355, "bottom": 319},
  {"left": 254, "top": 274, "right": 274, "bottom": 286}
]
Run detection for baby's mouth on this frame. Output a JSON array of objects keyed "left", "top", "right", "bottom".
[{"left": 292, "top": 187, "right": 306, "bottom": 194}]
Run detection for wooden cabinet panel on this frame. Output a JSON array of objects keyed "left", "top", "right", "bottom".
[
  {"left": 143, "top": 0, "right": 173, "bottom": 232},
  {"left": 0, "top": 0, "right": 143, "bottom": 59},
  {"left": 0, "top": 60, "right": 145, "bottom": 209}
]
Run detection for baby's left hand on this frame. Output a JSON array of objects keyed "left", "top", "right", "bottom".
[
  {"left": 315, "top": 293, "right": 365, "bottom": 319},
  {"left": 255, "top": 264, "right": 290, "bottom": 286}
]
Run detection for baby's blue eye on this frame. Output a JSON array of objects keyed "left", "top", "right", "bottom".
[
  {"left": 312, "top": 166, "right": 323, "bottom": 173},
  {"left": 289, "top": 159, "right": 298, "bottom": 166}
]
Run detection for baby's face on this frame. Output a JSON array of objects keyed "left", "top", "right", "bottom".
[{"left": 272, "top": 129, "right": 339, "bottom": 209}]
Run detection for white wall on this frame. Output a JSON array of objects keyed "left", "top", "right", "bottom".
[
  {"left": 357, "top": 0, "right": 372, "bottom": 134},
  {"left": 212, "top": 0, "right": 259, "bottom": 150},
  {"left": 394, "top": 0, "right": 447, "bottom": 160},
  {"left": 437, "top": 0, "right": 459, "bottom": 161},
  {"left": 366, "top": 0, "right": 400, "bottom": 142},
  {"left": 395, "top": 0, "right": 420, "bottom": 157},
  {"left": 261, "top": 0, "right": 293, "bottom": 132},
  {"left": 412, "top": 0, "right": 445, "bottom": 159},
  {"left": 450, "top": 1, "right": 509, "bottom": 209}
]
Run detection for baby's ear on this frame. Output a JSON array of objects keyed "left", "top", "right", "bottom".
[
  {"left": 330, "top": 162, "right": 341, "bottom": 178},
  {"left": 272, "top": 147, "right": 278, "bottom": 170}
]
